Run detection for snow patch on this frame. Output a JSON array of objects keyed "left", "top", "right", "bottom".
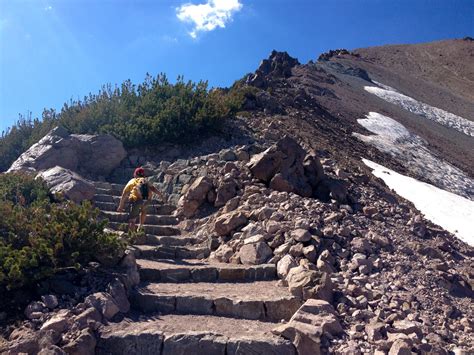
[
  {"left": 354, "top": 112, "right": 474, "bottom": 200},
  {"left": 364, "top": 84, "right": 474, "bottom": 137},
  {"left": 363, "top": 159, "right": 474, "bottom": 246}
]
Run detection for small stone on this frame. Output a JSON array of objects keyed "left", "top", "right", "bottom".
[
  {"left": 25, "top": 301, "right": 45, "bottom": 320},
  {"left": 303, "top": 245, "right": 317, "bottom": 263},
  {"left": 363, "top": 206, "right": 378, "bottom": 217},
  {"left": 41, "top": 295, "right": 59, "bottom": 310},
  {"left": 291, "top": 229, "right": 312, "bottom": 242}
]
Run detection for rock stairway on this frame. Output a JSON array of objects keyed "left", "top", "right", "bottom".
[{"left": 91, "top": 181, "right": 302, "bottom": 354}]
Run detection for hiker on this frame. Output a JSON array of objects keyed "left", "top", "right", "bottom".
[{"left": 117, "top": 167, "right": 165, "bottom": 232}]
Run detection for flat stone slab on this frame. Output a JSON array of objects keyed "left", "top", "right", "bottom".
[
  {"left": 94, "top": 194, "right": 121, "bottom": 203},
  {"left": 101, "top": 211, "right": 178, "bottom": 225},
  {"left": 135, "top": 235, "right": 200, "bottom": 247},
  {"left": 131, "top": 281, "right": 301, "bottom": 322},
  {"left": 94, "top": 201, "right": 175, "bottom": 214},
  {"left": 96, "top": 314, "right": 296, "bottom": 355},
  {"left": 137, "top": 259, "right": 276, "bottom": 283},
  {"left": 108, "top": 222, "right": 180, "bottom": 236},
  {"left": 133, "top": 245, "right": 209, "bottom": 260}
]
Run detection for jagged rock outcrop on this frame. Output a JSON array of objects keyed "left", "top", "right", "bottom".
[
  {"left": 8, "top": 126, "right": 127, "bottom": 178},
  {"left": 247, "top": 50, "right": 300, "bottom": 88},
  {"left": 248, "top": 136, "right": 348, "bottom": 202},
  {"left": 37, "top": 166, "right": 95, "bottom": 203},
  {"left": 317, "top": 48, "right": 356, "bottom": 61}
]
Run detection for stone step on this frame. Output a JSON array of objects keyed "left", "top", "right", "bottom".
[
  {"left": 93, "top": 201, "right": 176, "bottom": 215},
  {"left": 93, "top": 181, "right": 126, "bottom": 191},
  {"left": 100, "top": 211, "right": 178, "bottom": 225},
  {"left": 93, "top": 194, "right": 121, "bottom": 203},
  {"left": 96, "top": 314, "right": 295, "bottom": 355},
  {"left": 131, "top": 281, "right": 302, "bottom": 322},
  {"left": 137, "top": 259, "right": 277, "bottom": 283},
  {"left": 134, "top": 234, "right": 200, "bottom": 247},
  {"left": 95, "top": 187, "right": 123, "bottom": 197},
  {"left": 108, "top": 222, "right": 181, "bottom": 236},
  {"left": 133, "top": 245, "right": 209, "bottom": 260}
]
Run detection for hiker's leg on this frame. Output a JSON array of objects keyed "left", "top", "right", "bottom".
[
  {"left": 128, "top": 201, "right": 141, "bottom": 232},
  {"left": 139, "top": 210, "right": 147, "bottom": 226},
  {"left": 138, "top": 201, "right": 150, "bottom": 230}
]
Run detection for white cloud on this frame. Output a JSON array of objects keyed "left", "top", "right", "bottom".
[
  {"left": 45, "top": 5, "right": 53, "bottom": 11},
  {"left": 176, "top": 0, "right": 243, "bottom": 38}
]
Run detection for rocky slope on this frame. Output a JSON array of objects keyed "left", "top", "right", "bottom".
[{"left": 2, "top": 38, "right": 473, "bottom": 354}]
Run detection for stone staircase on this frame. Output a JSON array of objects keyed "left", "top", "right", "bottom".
[{"left": 91, "top": 181, "right": 301, "bottom": 355}]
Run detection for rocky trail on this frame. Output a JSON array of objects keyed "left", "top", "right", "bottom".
[{"left": 91, "top": 181, "right": 301, "bottom": 354}]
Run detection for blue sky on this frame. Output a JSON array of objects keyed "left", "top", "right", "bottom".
[{"left": 1, "top": 0, "right": 473, "bottom": 133}]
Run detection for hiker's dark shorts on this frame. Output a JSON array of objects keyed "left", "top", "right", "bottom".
[{"left": 128, "top": 199, "right": 150, "bottom": 220}]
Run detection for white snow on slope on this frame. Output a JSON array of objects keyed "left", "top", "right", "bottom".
[
  {"left": 364, "top": 83, "right": 474, "bottom": 137},
  {"left": 354, "top": 112, "right": 474, "bottom": 200},
  {"left": 363, "top": 158, "right": 474, "bottom": 246}
]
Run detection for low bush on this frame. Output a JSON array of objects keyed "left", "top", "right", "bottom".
[{"left": 0, "top": 173, "right": 126, "bottom": 295}]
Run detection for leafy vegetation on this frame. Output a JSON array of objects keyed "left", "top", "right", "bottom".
[
  {"left": 0, "top": 74, "right": 250, "bottom": 172},
  {"left": 0, "top": 173, "right": 126, "bottom": 294}
]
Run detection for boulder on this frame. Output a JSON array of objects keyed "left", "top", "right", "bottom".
[
  {"left": 286, "top": 266, "right": 333, "bottom": 302},
  {"left": 41, "top": 295, "right": 59, "bottom": 310},
  {"left": 273, "top": 299, "right": 342, "bottom": 355},
  {"left": 7, "top": 327, "right": 43, "bottom": 354},
  {"left": 84, "top": 292, "right": 120, "bottom": 321},
  {"left": 247, "top": 136, "right": 316, "bottom": 197},
  {"left": 303, "top": 245, "right": 317, "bottom": 263},
  {"left": 292, "top": 229, "right": 312, "bottom": 242},
  {"left": 215, "top": 179, "right": 238, "bottom": 207},
  {"left": 107, "top": 279, "right": 130, "bottom": 314},
  {"left": 8, "top": 126, "right": 126, "bottom": 177},
  {"left": 277, "top": 255, "right": 298, "bottom": 278},
  {"left": 62, "top": 329, "right": 96, "bottom": 355},
  {"left": 214, "top": 211, "right": 248, "bottom": 236},
  {"left": 40, "top": 310, "right": 71, "bottom": 333},
  {"left": 210, "top": 244, "right": 234, "bottom": 263},
  {"left": 74, "top": 307, "right": 102, "bottom": 330},
  {"left": 313, "top": 178, "right": 348, "bottom": 203},
  {"left": 37, "top": 166, "right": 95, "bottom": 203},
  {"left": 177, "top": 176, "right": 213, "bottom": 217},
  {"left": 239, "top": 241, "right": 273, "bottom": 265},
  {"left": 303, "top": 153, "right": 325, "bottom": 188},
  {"left": 74, "top": 134, "right": 127, "bottom": 176}
]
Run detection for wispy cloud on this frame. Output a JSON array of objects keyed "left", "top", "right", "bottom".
[
  {"left": 44, "top": 5, "right": 53, "bottom": 11},
  {"left": 161, "top": 35, "right": 179, "bottom": 43},
  {"left": 176, "top": 0, "right": 243, "bottom": 38}
]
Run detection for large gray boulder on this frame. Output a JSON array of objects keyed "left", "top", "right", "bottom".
[
  {"left": 247, "top": 136, "right": 323, "bottom": 198},
  {"left": 177, "top": 176, "right": 213, "bottom": 218},
  {"left": 37, "top": 166, "right": 95, "bottom": 203},
  {"left": 273, "top": 299, "right": 343, "bottom": 355},
  {"left": 8, "top": 126, "right": 126, "bottom": 177}
]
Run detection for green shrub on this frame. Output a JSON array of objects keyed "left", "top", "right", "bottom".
[
  {"left": 0, "top": 174, "right": 126, "bottom": 293},
  {"left": 1, "top": 74, "right": 249, "bottom": 172}
]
